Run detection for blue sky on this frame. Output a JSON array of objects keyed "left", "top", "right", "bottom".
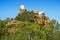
[{"left": 0, "top": 0, "right": 60, "bottom": 23}]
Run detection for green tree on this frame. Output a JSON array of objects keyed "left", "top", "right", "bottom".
[{"left": 15, "top": 11, "right": 34, "bottom": 22}]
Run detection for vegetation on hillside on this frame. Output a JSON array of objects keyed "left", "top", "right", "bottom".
[{"left": 0, "top": 9, "right": 60, "bottom": 40}]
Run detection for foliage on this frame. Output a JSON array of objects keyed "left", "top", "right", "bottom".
[
  {"left": 15, "top": 11, "right": 34, "bottom": 22},
  {"left": 0, "top": 10, "right": 60, "bottom": 40}
]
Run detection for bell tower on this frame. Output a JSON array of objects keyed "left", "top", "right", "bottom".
[{"left": 20, "top": 5, "right": 25, "bottom": 13}]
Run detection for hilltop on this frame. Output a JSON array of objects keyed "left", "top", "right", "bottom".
[{"left": 0, "top": 5, "right": 60, "bottom": 40}]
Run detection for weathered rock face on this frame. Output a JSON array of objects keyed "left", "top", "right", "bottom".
[
  {"left": 44, "top": 19, "right": 50, "bottom": 24},
  {"left": 37, "top": 18, "right": 45, "bottom": 25},
  {"left": 33, "top": 12, "right": 50, "bottom": 25},
  {"left": 38, "top": 14, "right": 44, "bottom": 18},
  {"left": 33, "top": 10, "right": 38, "bottom": 15},
  {"left": 6, "top": 20, "right": 20, "bottom": 35},
  {"left": 6, "top": 20, "right": 21, "bottom": 26},
  {"left": 8, "top": 27, "right": 16, "bottom": 35}
]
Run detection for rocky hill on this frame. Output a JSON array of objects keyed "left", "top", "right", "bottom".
[{"left": 0, "top": 5, "right": 60, "bottom": 40}]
